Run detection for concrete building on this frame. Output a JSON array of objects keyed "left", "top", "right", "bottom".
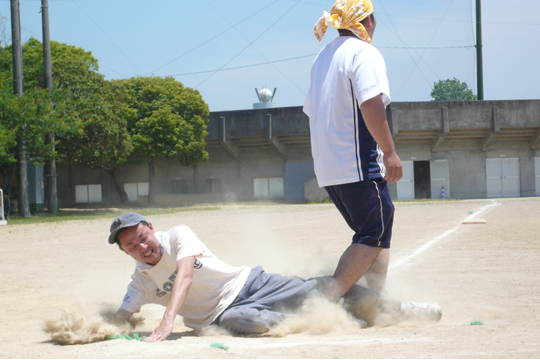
[{"left": 53, "top": 99, "right": 540, "bottom": 207}]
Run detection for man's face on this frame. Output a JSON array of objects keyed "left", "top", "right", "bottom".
[{"left": 118, "top": 222, "right": 162, "bottom": 266}]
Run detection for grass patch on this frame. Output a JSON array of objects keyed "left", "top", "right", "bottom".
[
  {"left": 305, "top": 197, "right": 333, "bottom": 204},
  {"left": 3, "top": 205, "right": 221, "bottom": 225},
  {"left": 393, "top": 198, "right": 461, "bottom": 204}
]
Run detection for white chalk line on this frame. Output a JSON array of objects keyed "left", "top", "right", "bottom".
[{"left": 389, "top": 200, "right": 501, "bottom": 270}]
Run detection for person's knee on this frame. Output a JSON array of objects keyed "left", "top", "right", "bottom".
[
  {"left": 218, "top": 308, "right": 284, "bottom": 335},
  {"left": 219, "top": 316, "right": 270, "bottom": 335}
]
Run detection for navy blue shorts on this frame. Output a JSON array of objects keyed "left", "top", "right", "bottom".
[{"left": 325, "top": 179, "right": 394, "bottom": 249}]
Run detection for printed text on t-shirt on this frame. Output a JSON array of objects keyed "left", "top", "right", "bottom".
[{"left": 155, "top": 259, "right": 204, "bottom": 297}]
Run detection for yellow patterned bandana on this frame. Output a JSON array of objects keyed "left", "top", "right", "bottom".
[{"left": 314, "top": 0, "right": 374, "bottom": 43}]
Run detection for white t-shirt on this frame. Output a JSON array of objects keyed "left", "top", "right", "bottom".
[
  {"left": 120, "top": 225, "right": 251, "bottom": 331},
  {"left": 303, "top": 36, "right": 391, "bottom": 187}
]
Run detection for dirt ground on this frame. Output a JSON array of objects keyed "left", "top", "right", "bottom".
[{"left": 0, "top": 197, "right": 539, "bottom": 359}]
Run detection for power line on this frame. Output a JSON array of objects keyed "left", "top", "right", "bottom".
[
  {"left": 380, "top": 45, "right": 474, "bottom": 49},
  {"left": 203, "top": 0, "right": 305, "bottom": 95},
  {"left": 170, "top": 54, "right": 318, "bottom": 77},
  {"left": 146, "top": 0, "right": 281, "bottom": 76},
  {"left": 378, "top": 0, "right": 433, "bottom": 92},
  {"left": 165, "top": 44, "right": 475, "bottom": 77},
  {"left": 194, "top": 0, "right": 301, "bottom": 89},
  {"left": 100, "top": 64, "right": 129, "bottom": 78},
  {"left": 73, "top": 2, "right": 141, "bottom": 75},
  {"left": 395, "top": 0, "right": 457, "bottom": 98},
  {"left": 19, "top": 2, "right": 40, "bottom": 8},
  {"left": 297, "top": 0, "right": 540, "bottom": 26},
  {"left": 385, "top": 14, "right": 540, "bottom": 26},
  {"left": 5, "top": 0, "right": 540, "bottom": 26}
]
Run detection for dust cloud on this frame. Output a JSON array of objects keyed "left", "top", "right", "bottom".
[
  {"left": 43, "top": 308, "right": 144, "bottom": 345},
  {"left": 441, "top": 301, "right": 505, "bottom": 323},
  {"left": 267, "top": 296, "right": 364, "bottom": 337}
]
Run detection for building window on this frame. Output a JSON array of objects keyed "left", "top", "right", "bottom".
[
  {"left": 172, "top": 179, "right": 188, "bottom": 194},
  {"left": 206, "top": 178, "right": 222, "bottom": 193},
  {"left": 75, "top": 184, "right": 102, "bottom": 203},
  {"left": 253, "top": 177, "right": 284, "bottom": 198},
  {"left": 124, "top": 182, "right": 149, "bottom": 201}
]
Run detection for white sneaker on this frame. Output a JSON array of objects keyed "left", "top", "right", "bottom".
[{"left": 399, "top": 302, "right": 442, "bottom": 322}]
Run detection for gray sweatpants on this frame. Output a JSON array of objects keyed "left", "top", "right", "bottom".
[{"left": 215, "top": 266, "right": 391, "bottom": 335}]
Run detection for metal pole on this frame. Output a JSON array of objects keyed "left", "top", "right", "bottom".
[
  {"left": 1, "top": 189, "right": 5, "bottom": 222},
  {"left": 42, "top": 0, "right": 52, "bottom": 90},
  {"left": 476, "top": 0, "right": 484, "bottom": 100},
  {"left": 41, "top": 0, "right": 58, "bottom": 214},
  {"left": 10, "top": 0, "right": 23, "bottom": 96}
]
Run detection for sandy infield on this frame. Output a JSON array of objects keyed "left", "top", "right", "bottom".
[{"left": 0, "top": 197, "right": 539, "bottom": 358}]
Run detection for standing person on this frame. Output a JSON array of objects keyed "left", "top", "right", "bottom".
[
  {"left": 303, "top": 0, "right": 402, "bottom": 300},
  {"left": 109, "top": 213, "right": 440, "bottom": 342}
]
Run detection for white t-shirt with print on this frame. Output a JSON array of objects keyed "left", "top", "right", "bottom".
[
  {"left": 304, "top": 36, "right": 391, "bottom": 187},
  {"left": 120, "top": 225, "right": 251, "bottom": 331}
]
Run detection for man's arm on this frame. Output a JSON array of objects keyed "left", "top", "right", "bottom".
[
  {"left": 360, "top": 95, "right": 403, "bottom": 182},
  {"left": 145, "top": 256, "right": 195, "bottom": 342}
]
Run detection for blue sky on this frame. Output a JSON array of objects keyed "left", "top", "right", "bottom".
[{"left": 1, "top": 0, "right": 539, "bottom": 111}]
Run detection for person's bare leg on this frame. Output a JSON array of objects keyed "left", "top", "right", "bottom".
[
  {"left": 326, "top": 243, "right": 382, "bottom": 301},
  {"left": 365, "top": 248, "right": 389, "bottom": 294}
]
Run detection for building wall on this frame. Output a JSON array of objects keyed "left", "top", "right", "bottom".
[
  {"left": 284, "top": 162, "right": 315, "bottom": 201},
  {"left": 393, "top": 141, "right": 539, "bottom": 199},
  {"left": 49, "top": 100, "right": 539, "bottom": 207}
]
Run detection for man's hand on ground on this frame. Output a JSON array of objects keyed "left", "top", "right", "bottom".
[
  {"left": 383, "top": 151, "right": 402, "bottom": 182},
  {"left": 144, "top": 257, "right": 195, "bottom": 342},
  {"left": 145, "top": 317, "right": 175, "bottom": 342}
]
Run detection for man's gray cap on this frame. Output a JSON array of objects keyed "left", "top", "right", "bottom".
[{"left": 108, "top": 212, "right": 147, "bottom": 244}]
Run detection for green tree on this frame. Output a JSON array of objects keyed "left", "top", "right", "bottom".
[
  {"left": 0, "top": 122, "right": 15, "bottom": 166},
  {"left": 0, "top": 84, "right": 55, "bottom": 161},
  {"left": 0, "top": 80, "right": 16, "bottom": 167},
  {"left": 51, "top": 59, "right": 135, "bottom": 204},
  {"left": 116, "top": 76, "right": 209, "bottom": 204},
  {"left": 0, "top": 44, "right": 58, "bottom": 216},
  {"left": 0, "top": 86, "right": 17, "bottom": 192},
  {"left": 0, "top": 38, "right": 134, "bottom": 204},
  {"left": 431, "top": 78, "right": 477, "bottom": 101}
]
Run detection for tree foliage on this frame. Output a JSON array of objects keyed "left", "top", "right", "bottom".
[
  {"left": 118, "top": 76, "right": 209, "bottom": 165},
  {"left": 0, "top": 38, "right": 90, "bottom": 168},
  {"left": 1, "top": 36, "right": 211, "bottom": 205},
  {"left": 0, "top": 80, "right": 16, "bottom": 166},
  {"left": 43, "top": 42, "right": 135, "bottom": 203},
  {"left": 0, "top": 44, "right": 58, "bottom": 166},
  {"left": 431, "top": 78, "right": 477, "bottom": 101},
  {"left": 116, "top": 76, "right": 209, "bottom": 203},
  {"left": 0, "top": 38, "right": 132, "bottom": 203},
  {"left": 0, "top": 84, "right": 54, "bottom": 161}
]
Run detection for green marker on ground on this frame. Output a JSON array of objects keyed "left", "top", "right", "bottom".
[
  {"left": 106, "top": 333, "right": 146, "bottom": 341},
  {"left": 210, "top": 342, "right": 229, "bottom": 350}
]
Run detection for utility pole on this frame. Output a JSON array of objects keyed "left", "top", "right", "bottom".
[
  {"left": 41, "top": 0, "right": 58, "bottom": 214},
  {"left": 10, "top": 0, "right": 22, "bottom": 96},
  {"left": 476, "top": 0, "right": 484, "bottom": 100},
  {"left": 10, "top": 0, "right": 30, "bottom": 217}
]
